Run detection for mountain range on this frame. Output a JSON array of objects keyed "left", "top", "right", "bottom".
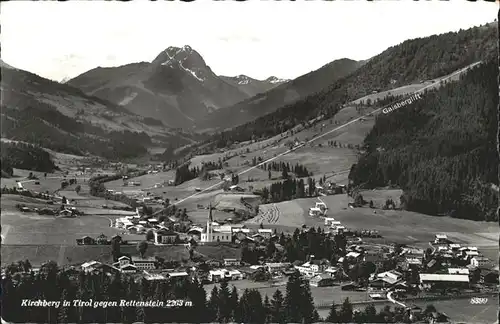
[
  {"left": 0, "top": 59, "right": 195, "bottom": 160},
  {"left": 1, "top": 22, "right": 497, "bottom": 163},
  {"left": 67, "top": 46, "right": 288, "bottom": 129}
]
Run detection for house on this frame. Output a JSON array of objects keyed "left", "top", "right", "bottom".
[
  {"left": 324, "top": 217, "right": 336, "bottom": 226},
  {"left": 208, "top": 269, "right": 224, "bottom": 282},
  {"left": 117, "top": 256, "right": 131, "bottom": 267},
  {"left": 91, "top": 264, "right": 120, "bottom": 276},
  {"left": 428, "top": 312, "right": 450, "bottom": 324},
  {"left": 166, "top": 271, "right": 189, "bottom": 281},
  {"left": 403, "top": 257, "right": 423, "bottom": 269},
  {"left": 59, "top": 209, "right": 74, "bottom": 217},
  {"left": 419, "top": 273, "right": 469, "bottom": 290},
  {"left": 234, "top": 231, "right": 249, "bottom": 241},
  {"left": 111, "top": 235, "right": 122, "bottom": 243},
  {"left": 144, "top": 273, "right": 167, "bottom": 281},
  {"left": 120, "top": 264, "right": 138, "bottom": 273},
  {"left": 81, "top": 236, "right": 95, "bottom": 245},
  {"left": 294, "top": 260, "right": 327, "bottom": 277},
  {"left": 364, "top": 253, "right": 386, "bottom": 269},
  {"left": 228, "top": 270, "right": 243, "bottom": 280},
  {"left": 154, "top": 228, "right": 178, "bottom": 244},
  {"left": 266, "top": 262, "right": 291, "bottom": 273},
  {"left": 81, "top": 261, "right": 101, "bottom": 273},
  {"left": 229, "top": 185, "right": 244, "bottom": 192},
  {"left": 377, "top": 270, "right": 403, "bottom": 282},
  {"left": 470, "top": 256, "right": 489, "bottom": 268},
  {"left": 345, "top": 251, "right": 361, "bottom": 260},
  {"left": 370, "top": 276, "right": 400, "bottom": 289},
  {"left": 310, "top": 274, "right": 336, "bottom": 287},
  {"left": 223, "top": 258, "right": 241, "bottom": 267},
  {"left": 257, "top": 228, "right": 273, "bottom": 239},
  {"left": 96, "top": 234, "right": 108, "bottom": 245},
  {"left": 131, "top": 256, "right": 156, "bottom": 270},
  {"left": 309, "top": 259, "right": 328, "bottom": 272},
  {"left": 447, "top": 268, "right": 469, "bottom": 275}
]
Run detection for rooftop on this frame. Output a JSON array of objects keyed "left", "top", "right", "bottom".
[{"left": 419, "top": 273, "right": 469, "bottom": 282}]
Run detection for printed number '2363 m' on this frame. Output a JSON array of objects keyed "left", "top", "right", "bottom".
[{"left": 470, "top": 297, "right": 488, "bottom": 305}]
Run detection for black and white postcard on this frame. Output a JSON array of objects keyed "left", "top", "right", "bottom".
[{"left": 1, "top": 1, "right": 499, "bottom": 323}]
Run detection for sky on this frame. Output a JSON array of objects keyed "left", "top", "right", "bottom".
[{"left": 1, "top": 1, "right": 497, "bottom": 82}]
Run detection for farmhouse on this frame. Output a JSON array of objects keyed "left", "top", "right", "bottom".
[
  {"left": 154, "top": 228, "right": 178, "bottom": 244},
  {"left": 131, "top": 256, "right": 156, "bottom": 270},
  {"left": 419, "top": 273, "right": 470, "bottom": 290}
]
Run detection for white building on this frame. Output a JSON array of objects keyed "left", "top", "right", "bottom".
[
  {"left": 200, "top": 205, "right": 232, "bottom": 243},
  {"left": 434, "top": 234, "right": 448, "bottom": 244},
  {"left": 470, "top": 256, "right": 490, "bottom": 268},
  {"left": 324, "top": 217, "right": 336, "bottom": 226},
  {"left": 131, "top": 256, "right": 156, "bottom": 270},
  {"left": 265, "top": 262, "right": 291, "bottom": 273},
  {"left": 81, "top": 261, "right": 101, "bottom": 272},
  {"left": 208, "top": 269, "right": 243, "bottom": 282}
]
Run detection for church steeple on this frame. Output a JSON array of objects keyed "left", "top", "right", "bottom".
[{"left": 208, "top": 203, "right": 213, "bottom": 222}]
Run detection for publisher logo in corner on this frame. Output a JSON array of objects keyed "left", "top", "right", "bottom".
[{"left": 469, "top": 297, "right": 488, "bottom": 305}]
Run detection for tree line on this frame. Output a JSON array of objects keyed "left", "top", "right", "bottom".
[
  {"left": 259, "top": 161, "right": 312, "bottom": 178},
  {"left": 349, "top": 60, "right": 498, "bottom": 221},
  {"left": 259, "top": 177, "right": 318, "bottom": 203},
  {"left": 1, "top": 141, "right": 58, "bottom": 175},
  {"left": 2, "top": 260, "right": 426, "bottom": 323}
]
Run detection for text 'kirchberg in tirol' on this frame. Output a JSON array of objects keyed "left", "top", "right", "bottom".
[
  {"left": 382, "top": 93, "right": 422, "bottom": 114},
  {"left": 21, "top": 299, "right": 170, "bottom": 308}
]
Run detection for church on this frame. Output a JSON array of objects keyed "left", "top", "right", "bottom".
[{"left": 200, "top": 204, "right": 232, "bottom": 244}]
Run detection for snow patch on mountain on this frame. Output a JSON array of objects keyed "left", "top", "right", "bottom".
[
  {"left": 119, "top": 92, "right": 138, "bottom": 106},
  {"left": 267, "top": 76, "right": 289, "bottom": 84}
]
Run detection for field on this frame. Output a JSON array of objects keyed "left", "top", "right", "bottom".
[{"left": 243, "top": 190, "right": 499, "bottom": 260}]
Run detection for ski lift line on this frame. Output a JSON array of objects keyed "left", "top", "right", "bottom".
[{"left": 171, "top": 62, "right": 480, "bottom": 207}]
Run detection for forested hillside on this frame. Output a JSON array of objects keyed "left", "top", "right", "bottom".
[
  {"left": 348, "top": 60, "right": 498, "bottom": 222},
  {"left": 203, "top": 23, "right": 497, "bottom": 148},
  {"left": 1, "top": 64, "right": 194, "bottom": 160},
  {"left": 1, "top": 141, "right": 58, "bottom": 174}
]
